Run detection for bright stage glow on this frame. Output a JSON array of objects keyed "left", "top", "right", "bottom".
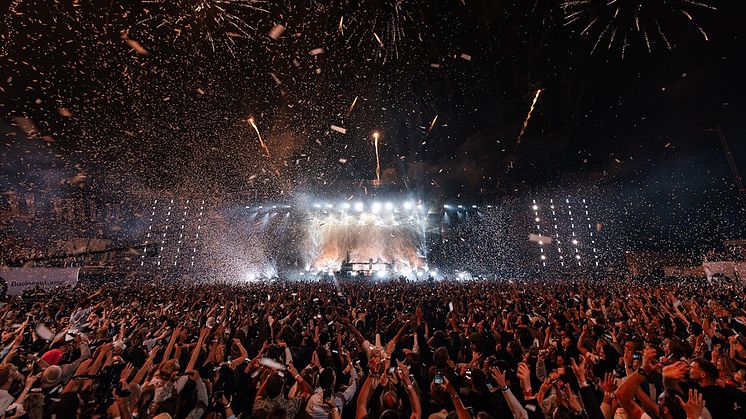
[
  {"left": 342, "top": 202, "right": 351, "bottom": 210},
  {"left": 403, "top": 201, "right": 413, "bottom": 209},
  {"left": 301, "top": 198, "right": 429, "bottom": 273},
  {"left": 532, "top": 205, "right": 538, "bottom": 210}
]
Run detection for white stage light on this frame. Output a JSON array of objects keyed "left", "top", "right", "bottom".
[
  {"left": 385, "top": 202, "right": 394, "bottom": 211},
  {"left": 354, "top": 202, "right": 363, "bottom": 211},
  {"left": 572, "top": 239, "right": 578, "bottom": 245},
  {"left": 403, "top": 201, "right": 413, "bottom": 210},
  {"left": 532, "top": 205, "right": 538, "bottom": 210},
  {"left": 457, "top": 205, "right": 464, "bottom": 209},
  {"left": 443, "top": 205, "right": 451, "bottom": 209},
  {"left": 342, "top": 202, "right": 351, "bottom": 210},
  {"left": 314, "top": 203, "right": 321, "bottom": 208},
  {"left": 372, "top": 202, "right": 382, "bottom": 213}
]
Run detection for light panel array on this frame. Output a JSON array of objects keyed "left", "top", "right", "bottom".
[
  {"left": 142, "top": 198, "right": 205, "bottom": 271},
  {"left": 531, "top": 197, "right": 599, "bottom": 269}
]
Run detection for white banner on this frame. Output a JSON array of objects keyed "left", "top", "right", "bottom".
[{"left": 0, "top": 267, "right": 80, "bottom": 296}]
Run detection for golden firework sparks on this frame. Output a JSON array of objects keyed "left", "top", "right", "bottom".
[
  {"left": 373, "top": 32, "right": 385, "bottom": 48},
  {"left": 426, "top": 114, "right": 438, "bottom": 135},
  {"left": 515, "top": 89, "right": 543, "bottom": 145},
  {"left": 249, "top": 117, "right": 271, "bottom": 158},
  {"left": 347, "top": 96, "right": 359, "bottom": 116},
  {"left": 373, "top": 131, "right": 381, "bottom": 183}
]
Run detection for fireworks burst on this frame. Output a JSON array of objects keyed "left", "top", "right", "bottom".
[
  {"left": 332, "top": 0, "right": 423, "bottom": 63},
  {"left": 137, "top": 0, "right": 268, "bottom": 56},
  {"left": 562, "top": 0, "right": 717, "bottom": 57}
]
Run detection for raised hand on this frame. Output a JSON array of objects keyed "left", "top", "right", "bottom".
[
  {"left": 120, "top": 363, "right": 135, "bottom": 382},
  {"left": 676, "top": 389, "right": 705, "bottom": 419},
  {"left": 662, "top": 361, "right": 689, "bottom": 381},
  {"left": 641, "top": 346, "right": 658, "bottom": 374},
  {"left": 601, "top": 372, "right": 617, "bottom": 393},
  {"left": 516, "top": 362, "right": 532, "bottom": 391},
  {"left": 490, "top": 366, "right": 507, "bottom": 387},
  {"left": 570, "top": 355, "right": 587, "bottom": 384}
]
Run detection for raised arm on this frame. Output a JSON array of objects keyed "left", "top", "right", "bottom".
[
  {"left": 356, "top": 374, "right": 375, "bottom": 419},
  {"left": 442, "top": 377, "right": 471, "bottom": 419},
  {"left": 186, "top": 327, "right": 209, "bottom": 371}
]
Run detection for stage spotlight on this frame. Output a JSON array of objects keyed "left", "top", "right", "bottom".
[
  {"left": 540, "top": 255, "right": 547, "bottom": 260},
  {"left": 575, "top": 255, "right": 581, "bottom": 260},
  {"left": 443, "top": 205, "right": 451, "bottom": 209},
  {"left": 372, "top": 202, "right": 382, "bottom": 213},
  {"left": 354, "top": 202, "right": 364, "bottom": 211},
  {"left": 314, "top": 203, "right": 321, "bottom": 208},
  {"left": 457, "top": 205, "right": 464, "bottom": 209},
  {"left": 403, "top": 201, "right": 413, "bottom": 210},
  {"left": 325, "top": 203, "right": 333, "bottom": 209},
  {"left": 472, "top": 205, "right": 477, "bottom": 208},
  {"left": 342, "top": 202, "right": 351, "bottom": 210},
  {"left": 385, "top": 202, "right": 394, "bottom": 211},
  {"left": 572, "top": 239, "right": 578, "bottom": 245},
  {"left": 532, "top": 205, "right": 538, "bottom": 210}
]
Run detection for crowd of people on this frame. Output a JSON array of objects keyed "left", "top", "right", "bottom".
[{"left": 1, "top": 275, "right": 745, "bottom": 418}]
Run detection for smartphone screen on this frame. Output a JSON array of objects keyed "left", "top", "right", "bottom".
[{"left": 433, "top": 370, "right": 444, "bottom": 385}]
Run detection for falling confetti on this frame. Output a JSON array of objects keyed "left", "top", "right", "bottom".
[
  {"left": 268, "top": 23, "right": 286, "bottom": 40},
  {"left": 330, "top": 125, "right": 347, "bottom": 134}
]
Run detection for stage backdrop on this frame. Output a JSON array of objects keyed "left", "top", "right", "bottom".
[{"left": 0, "top": 267, "right": 80, "bottom": 296}]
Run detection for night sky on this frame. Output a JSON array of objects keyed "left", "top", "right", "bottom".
[{"left": 2, "top": 0, "right": 745, "bottom": 252}]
